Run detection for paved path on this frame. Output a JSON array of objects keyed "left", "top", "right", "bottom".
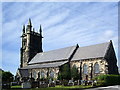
[{"left": 84, "top": 85, "right": 120, "bottom": 90}]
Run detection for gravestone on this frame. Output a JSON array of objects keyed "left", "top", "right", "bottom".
[{"left": 22, "top": 81, "right": 31, "bottom": 88}]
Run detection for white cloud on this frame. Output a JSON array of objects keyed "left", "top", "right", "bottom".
[
  {"left": 104, "top": 30, "right": 114, "bottom": 38},
  {"left": 41, "top": 9, "right": 70, "bottom": 28},
  {"left": 98, "top": 30, "right": 117, "bottom": 43}
]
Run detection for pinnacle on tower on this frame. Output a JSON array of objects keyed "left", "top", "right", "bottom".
[
  {"left": 23, "top": 25, "right": 25, "bottom": 33},
  {"left": 39, "top": 25, "right": 42, "bottom": 33},
  {"left": 39, "top": 25, "right": 43, "bottom": 37},
  {"left": 28, "top": 18, "right": 32, "bottom": 26},
  {"left": 27, "top": 18, "right": 32, "bottom": 32}
]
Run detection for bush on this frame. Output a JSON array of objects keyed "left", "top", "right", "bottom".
[
  {"left": 94, "top": 74, "right": 120, "bottom": 86},
  {"left": 57, "top": 73, "right": 62, "bottom": 80},
  {"left": 71, "top": 65, "right": 79, "bottom": 80},
  {"left": 2, "top": 71, "right": 14, "bottom": 83},
  {"left": 58, "top": 63, "right": 71, "bottom": 80},
  {"left": 62, "top": 80, "right": 68, "bottom": 86},
  {"left": 40, "top": 77, "right": 45, "bottom": 81}
]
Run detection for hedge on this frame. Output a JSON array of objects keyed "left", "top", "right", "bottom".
[{"left": 94, "top": 74, "right": 120, "bottom": 86}]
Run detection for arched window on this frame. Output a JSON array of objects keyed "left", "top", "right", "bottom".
[
  {"left": 41, "top": 71, "right": 45, "bottom": 78},
  {"left": 94, "top": 63, "right": 99, "bottom": 73},
  {"left": 33, "top": 71, "right": 37, "bottom": 79},
  {"left": 83, "top": 64, "right": 88, "bottom": 74},
  {"left": 50, "top": 71, "right": 55, "bottom": 78}
]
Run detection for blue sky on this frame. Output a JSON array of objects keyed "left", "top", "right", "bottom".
[{"left": 1, "top": 2, "right": 119, "bottom": 75}]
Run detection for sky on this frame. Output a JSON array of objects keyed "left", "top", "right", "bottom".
[{"left": 1, "top": 2, "right": 119, "bottom": 75}]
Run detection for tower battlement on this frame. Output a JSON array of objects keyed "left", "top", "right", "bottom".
[{"left": 20, "top": 19, "right": 43, "bottom": 68}]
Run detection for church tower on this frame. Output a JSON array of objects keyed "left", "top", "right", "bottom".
[{"left": 20, "top": 19, "right": 43, "bottom": 68}]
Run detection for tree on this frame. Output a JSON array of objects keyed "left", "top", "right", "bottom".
[
  {"left": 58, "top": 63, "right": 71, "bottom": 80},
  {"left": 71, "top": 65, "right": 79, "bottom": 80},
  {"left": 0, "top": 69, "right": 2, "bottom": 89},
  {"left": 2, "top": 71, "right": 14, "bottom": 83}
]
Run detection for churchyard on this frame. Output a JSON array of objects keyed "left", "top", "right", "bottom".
[
  {"left": 1, "top": 68, "right": 120, "bottom": 90},
  {"left": 2, "top": 74, "right": 120, "bottom": 90},
  {"left": 10, "top": 85, "right": 92, "bottom": 90}
]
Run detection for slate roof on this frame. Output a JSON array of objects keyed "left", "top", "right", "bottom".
[
  {"left": 71, "top": 42, "right": 110, "bottom": 61},
  {"left": 29, "top": 45, "right": 77, "bottom": 64},
  {"left": 26, "top": 41, "right": 111, "bottom": 69},
  {"left": 21, "top": 61, "right": 68, "bottom": 69}
]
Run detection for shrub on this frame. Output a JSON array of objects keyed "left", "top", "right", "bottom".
[
  {"left": 58, "top": 63, "right": 71, "bottom": 80},
  {"left": 2, "top": 71, "right": 14, "bottom": 83},
  {"left": 94, "top": 74, "right": 120, "bottom": 86},
  {"left": 40, "top": 77, "right": 45, "bottom": 81},
  {"left": 57, "top": 73, "right": 62, "bottom": 80},
  {"left": 71, "top": 65, "right": 79, "bottom": 80},
  {"left": 62, "top": 80, "right": 68, "bottom": 86}
]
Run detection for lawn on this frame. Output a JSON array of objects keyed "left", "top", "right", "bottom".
[
  {"left": 51, "top": 85, "right": 92, "bottom": 88},
  {"left": 11, "top": 85, "right": 22, "bottom": 88},
  {"left": 8, "top": 85, "right": 92, "bottom": 90}
]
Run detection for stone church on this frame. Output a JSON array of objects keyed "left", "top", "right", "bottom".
[{"left": 17, "top": 19, "right": 119, "bottom": 81}]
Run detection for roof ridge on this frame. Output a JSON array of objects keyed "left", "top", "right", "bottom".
[
  {"left": 79, "top": 41, "right": 110, "bottom": 48},
  {"left": 38, "top": 44, "right": 77, "bottom": 54}
]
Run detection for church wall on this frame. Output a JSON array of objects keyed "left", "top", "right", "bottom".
[
  {"left": 29, "top": 67, "right": 59, "bottom": 80},
  {"left": 70, "top": 58, "right": 108, "bottom": 80},
  {"left": 104, "top": 42, "right": 119, "bottom": 74}
]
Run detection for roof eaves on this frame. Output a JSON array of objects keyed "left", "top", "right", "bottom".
[
  {"left": 72, "top": 57, "right": 104, "bottom": 61},
  {"left": 28, "top": 59, "right": 68, "bottom": 65},
  {"left": 21, "top": 61, "right": 68, "bottom": 69}
]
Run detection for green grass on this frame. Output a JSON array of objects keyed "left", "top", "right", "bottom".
[
  {"left": 9, "top": 85, "right": 92, "bottom": 90},
  {"left": 11, "top": 85, "right": 22, "bottom": 88},
  {"left": 50, "top": 85, "right": 92, "bottom": 88}
]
